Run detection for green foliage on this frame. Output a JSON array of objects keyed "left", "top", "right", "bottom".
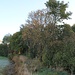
[
  {"left": 8, "top": 53, "right": 13, "bottom": 60},
  {"left": 62, "top": 24, "right": 74, "bottom": 37},
  {"left": 45, "top": 0, "right": 72, "bottom": 24},
  {"left": 10, "top": 32, "right": 22, "bottom": 52},
  {"left": 33, "top": 68, "right": 68, "bottom": 75},
  {"left": 0, "top": 44, "right": 8, "bottom": 57},
  {"left": 72, "top": 24, "right": 75, "bottom": 32},
  {"left": 2, "top": 33, "right": 12, "bottom": 44}
]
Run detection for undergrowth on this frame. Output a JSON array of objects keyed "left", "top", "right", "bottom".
[{"left": 33, "top": 68, "right": 69, "bottom": 75}]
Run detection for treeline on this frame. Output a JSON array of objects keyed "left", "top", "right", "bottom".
[
  {"left": 0, "top": 33, "right": 12, "bottom": 57},
  {"left": 1, "top": 0, "right": 75, "bottom": 74},
  {"left": 0, "top": 44, "right": 8, "bottom": 57}
]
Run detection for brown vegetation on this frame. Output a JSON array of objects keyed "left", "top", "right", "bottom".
[
  {"left": 2, "top": 55, "right": 42, "bottom": 75},
  {"left": 12, "top": 55, "right": 31, "bottom": 75}
]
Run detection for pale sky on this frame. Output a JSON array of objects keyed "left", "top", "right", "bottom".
[{"left": 0, "top": 0, "right": 75, "bottom": 40}]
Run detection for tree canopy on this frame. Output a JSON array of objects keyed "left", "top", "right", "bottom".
[{"left": 45, "top": 0, "right": 72, "bottom": 25}]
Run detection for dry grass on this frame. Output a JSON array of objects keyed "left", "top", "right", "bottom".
[
  {"left": 2, "top": 55, "right": 42, "bottom": 75},
  {"left": 12, "top": 55, "right": 32, "bottom": 75}
]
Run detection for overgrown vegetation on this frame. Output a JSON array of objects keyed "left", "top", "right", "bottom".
[
  {"left": 0, "top": 44, "right": 8, "bottom": 57},
  {"left": 0, "top": 0, "right": 75, "bottom": 75},
  {"left": 33, "top": 68, "right": 69, "bottom": 75}
]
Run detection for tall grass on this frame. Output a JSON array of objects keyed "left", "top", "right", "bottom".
[{"left": 33, "top": 68, "right": 69, "bottom": 75}]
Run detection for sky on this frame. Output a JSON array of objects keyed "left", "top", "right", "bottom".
[{"left": 0, "top": 0, "right": 75, "bottom": 40}]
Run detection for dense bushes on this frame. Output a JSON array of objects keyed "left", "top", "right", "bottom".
[{"left": 0, "top": 44, "right": 8, "bottom": 57}]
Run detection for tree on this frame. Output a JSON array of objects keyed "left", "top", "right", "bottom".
[
  {"left": 0, "top": 44, "right": 8, "bottom": 57},
  {"left": 2, "top": 33, "right": 12, "bottom": 44},
  {"left": 26, "top": 9, "right": 47, "bottom": 26},
  {"left": 10, "top": 31, "right": 23, "bottom": 54},
  {"left": 45, "top": 0, "right": 72, "bottom": 25},
  {"left": 22, "top": 9, "right": 48, "bottom": 58},
  {"left": 61, "top": 34, "right": 75, "bottom": 75},
  {"left": 72, "top": 24, "right": 75, "bottom": 32},
  {"left": 62, "top": 24, "right": 74, "bottom": 38},
  {"left": 22, "top": 24, "right": 43, "bottom": 58}
]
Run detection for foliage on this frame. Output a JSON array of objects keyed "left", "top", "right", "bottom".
[
  {"left": 33, "top": 68, "right": 68, "bottom": 75},
  {"left": 72, "top": 24, "right": 75, "bottom": 32},
  {"left": 0, "top": 44, "right": 8, "bottom": 57},
  {"left": 5, "top": 0, "right": 75, "bottom": 74},
  {"left": 2, "top": 33, "right": 12, "bottom": 44},
  {"left": 10, "top": 32, "right": 23, "bottom": 53},
  {"left": 45, "top": 0, "right": 72, "bottom": 25}
]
